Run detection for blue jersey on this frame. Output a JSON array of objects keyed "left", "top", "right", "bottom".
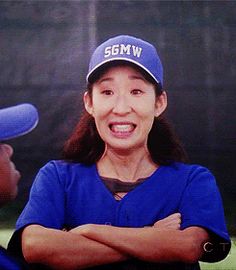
[
  {"left": 0, "top": 246, "right": 28, "bottom": 270},
  {"left": 8, "top": 161, "right": 231, "bottom": 269}
]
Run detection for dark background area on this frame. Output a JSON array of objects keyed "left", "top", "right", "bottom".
[{"left": 0, "top": 1, "right": 235, "bottom": 235}]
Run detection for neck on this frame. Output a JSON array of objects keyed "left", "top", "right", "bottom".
[{"left": 97, "top": 146, "right": 158, "bottom": 182}]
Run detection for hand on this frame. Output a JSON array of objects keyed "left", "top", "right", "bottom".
[{"left": 153, "top": 213, "right": 181, "bottom": 230}]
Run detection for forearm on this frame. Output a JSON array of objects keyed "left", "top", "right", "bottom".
[
  {"left": 80, "top": 225, "right": 209, "bottom": 263},
  {"left": 22, "top": 225, "right": 128, "bottom": 270}
]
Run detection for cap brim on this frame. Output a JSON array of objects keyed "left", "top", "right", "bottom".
[
  {"left": 0, "top": 103, "right": 39, "bottom": 141},
  {"left": 86, "top": 57, "right": 160, "bottom": 86}
]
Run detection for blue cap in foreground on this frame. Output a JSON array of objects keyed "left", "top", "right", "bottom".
[
  {"left": 0, "top": 103, "right": 39, "bottom": 141},
  {"left": 87, "top": 35, "right": 163, "bottom": 88}
]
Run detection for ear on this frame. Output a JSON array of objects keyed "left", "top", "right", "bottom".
[
  {"left": 155, "top": 91, "right": 168, "bottom": 117},
  {"left": 83, "top": 91, "right": 94, "bottom": 116}
]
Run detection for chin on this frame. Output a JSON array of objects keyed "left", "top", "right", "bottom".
[{"left": 107, "top": 141, "right": 146, "bottom": 153}]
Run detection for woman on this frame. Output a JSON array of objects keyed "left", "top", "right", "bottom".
[{"left": 8, "top": 35, "right": 230, "bottom": 270}]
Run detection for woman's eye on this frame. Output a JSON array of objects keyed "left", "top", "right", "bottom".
[
  {"left": 131, "top": 89, "right": 143, "bottom": 95},
  {"left": 101, "top": 90, "right": 113, "bottom": 95}
]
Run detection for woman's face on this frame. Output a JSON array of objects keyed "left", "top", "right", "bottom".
[{"left": 84, "top": 65, "right": 167, "bottom": 153}]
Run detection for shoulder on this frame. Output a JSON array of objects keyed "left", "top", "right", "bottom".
[
  {"left": 164, "top": 162, "right": 216, "bottom": 184},
  {"left": 36, "top": 160, "right": 96, "bottom": 185},
  {"left": 40, "top": 160, "right": 95, "bottom": 175},
  {"left": 163, "top": 161, "right": 211, "bottom": 174}
]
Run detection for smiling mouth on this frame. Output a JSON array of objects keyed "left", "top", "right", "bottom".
[{"left": 109, "top": 123, "right": 136, "bottom": 133}]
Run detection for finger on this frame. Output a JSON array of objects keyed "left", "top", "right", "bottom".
[
  {"left": 153, "top": 213, "right": 181, "bottom": 228},
  {"left": 166, "top": 213, "right": 181, "bottom": 221}
]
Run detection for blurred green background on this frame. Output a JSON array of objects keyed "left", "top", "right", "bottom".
[{"left": 0, "top": 1, "right": 235, "bottom": 268}]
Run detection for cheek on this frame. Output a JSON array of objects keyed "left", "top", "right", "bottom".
[
  {"left": 0, "top": 159, "right": 12, "bottom": 179},
  {"left": 92, "top": 110, "right": 108, "bottom": 125},
  {"left": 136, "top": 108, "right": 156, "bottom": 134},
  {"left": 92, "top": 110, "right": 109, "bottom": 137},
  {"left": 136, "top": 102, "right": 157, "bottom": 121},
  {"left": 0, "top": 161, "right": 19, "bottom": 189},
  {"left": 91, "top": 100, "right": 111, "bottom": 120},
  {"left": 141, "top": 117, "right": 155, "bottom": 136}
]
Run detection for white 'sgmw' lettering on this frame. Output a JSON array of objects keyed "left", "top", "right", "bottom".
[{"left": 104, "top": 44, "right": 142, "bottom": 58}]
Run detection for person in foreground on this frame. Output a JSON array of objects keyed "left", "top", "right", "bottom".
[
  {"left": 0, "top": 103, "right": 38, "bottom": 269},
  {"left": 8, "top": 35, "right": 231, "bottom": 270}
]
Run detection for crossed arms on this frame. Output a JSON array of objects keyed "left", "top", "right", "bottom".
[{"left": 21, "top": 213, "right": 209, "bottom": 270}]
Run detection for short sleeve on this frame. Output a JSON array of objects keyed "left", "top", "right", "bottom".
[
  {"left": 15, "top": 161, "right": 66, "bottom": 230},
  {"left": 179, "top": 165, "right": 231, "bottom": 262},
  {"left": 7, "top": 161, "right": 66, "bottom": 268}
]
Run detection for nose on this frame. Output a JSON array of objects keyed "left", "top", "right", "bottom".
[
  {"left": 112, "top": 94, "right": 132, "bottom": 115},
  {"left": 1, "top": 144, "right": 14, "bottom": 158}
]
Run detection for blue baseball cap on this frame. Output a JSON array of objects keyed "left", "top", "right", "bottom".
[
  {"left": 86, "top": 35, "right": 163, "bottom": 88},
  {"left": 0, "top": 103, "right": 39, "bottom": 141}
]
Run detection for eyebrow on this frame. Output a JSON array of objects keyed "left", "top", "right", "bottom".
[
  {"left": 97, "top": 77, "right": 114, "bottom": 84},
  {"left": 98, "top": 74, "right": 146, "bottom": 84},
  {"left": 128, "top": 75, "right": 146, "bottom": 81}
]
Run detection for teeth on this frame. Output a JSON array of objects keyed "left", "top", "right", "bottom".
[{"left": 111, "top": 124, "right": 134, "bottom": 133}]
